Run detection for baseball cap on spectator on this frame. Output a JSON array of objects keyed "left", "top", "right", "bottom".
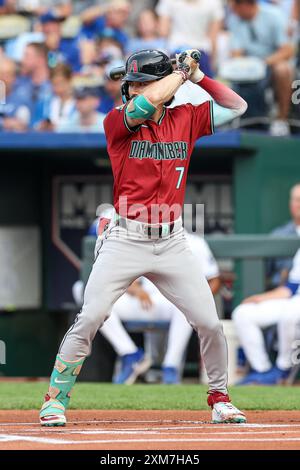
[
  {"left": 39, "top": 11, "right": 65, "bottom": 24},
  {"left": 74, "top": 87, "right": 101, "bottom": 99}
]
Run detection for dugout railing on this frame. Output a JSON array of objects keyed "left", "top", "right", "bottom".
[{"left": 82, "top": 234, "right": 300, "bottom": 299}]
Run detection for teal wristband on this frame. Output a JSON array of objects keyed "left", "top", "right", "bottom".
[{"left": 126, "top": 95, "right": 156, "bottom": 120}]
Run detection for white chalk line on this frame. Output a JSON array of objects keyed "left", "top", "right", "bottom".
[
  {"left": 2, "top": 434, "right": 300, "bottom": 445},
  {"left": 2, "top": 427, "right": 300, "bottom": 437},
  {"left": 0, "top": 434, "right": 76, "bottom": 445}
]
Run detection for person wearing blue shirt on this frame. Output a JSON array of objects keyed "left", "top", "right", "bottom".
[
  {"left": 19, "top": 42, "right": 53, "bottom": 129},
  {"left": 80, "top": 0, "right": 130, "bottom": 50},
  {"left": 0, "top": 56, "right": 31, "bottom": 131},
  {"left": 126, "top": 9, "right": 167, "bottom": 56},
  {"left": 6, "top": 11, "right": 83, "bottom": 73},
  {"left": 227, "top": 0, "right": 294, "bottom": 136},
  {"left": 40, "top": 11, "right": 82, "bottom": 72},
  {"left": 38, "top": 63, "right": 76, "bottom": 131},
  {"left": 57, "top": 86, "right": 105, "bottom": 133}
]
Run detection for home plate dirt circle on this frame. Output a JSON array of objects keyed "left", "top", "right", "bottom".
[{"left": 1, "top": 410, "right": 300, "bottom": 450}]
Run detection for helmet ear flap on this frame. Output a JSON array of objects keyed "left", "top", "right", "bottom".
[{"left": 121, "top": 82, "right": 130, "bottom": 103}]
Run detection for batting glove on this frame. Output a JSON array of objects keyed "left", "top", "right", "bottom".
[{"left": 176, "top": 49, "right": 205, "bottom": 83}]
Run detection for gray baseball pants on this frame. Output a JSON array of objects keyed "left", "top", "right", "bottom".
[{"left": 59, "top": 219, "right": 228, "bottom": 393}]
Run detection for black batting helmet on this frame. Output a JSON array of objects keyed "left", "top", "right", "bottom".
[{"left": 121, "top": 50, "right": 173, "bottom": 102}]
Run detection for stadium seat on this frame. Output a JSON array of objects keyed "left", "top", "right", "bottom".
[
  {"left": 218, "top": 56, "right": 271, "bottom": 129},
  {"left": 61, "top": 16, "right": 82, "bottom": 39},
  {"left": 0, "top": 15, "right": 31, "bottom": 41}
]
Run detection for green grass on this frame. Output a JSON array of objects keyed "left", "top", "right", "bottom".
[{"left": 0, "top": 382, "right": 299, "bottom": 410}]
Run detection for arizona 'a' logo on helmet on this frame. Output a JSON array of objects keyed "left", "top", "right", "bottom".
[{"left": 129, "top": 60, "right": 138, "bottom": 73}]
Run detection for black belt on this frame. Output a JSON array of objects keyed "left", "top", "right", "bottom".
[{"left": 116, "top": 217, "right": 175, "bottom": 238}]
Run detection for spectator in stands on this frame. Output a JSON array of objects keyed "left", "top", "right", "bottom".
[
  {"left": 267, "top": 183, "right": 300, "bottom": 288},
  {"left": 3, "top": 5, "right": 74, "bottom": 63},
  {"left": 40, "top": 11, "right": 82, "bottom": 72},
  {"left": 80, "top": 36, "right": 124, "bottom": 81},
  {"left": 38, "top": 63, "right": 76, "bottom": 131},
  {"left": 124, "top": 0, "right": 157, "bottom": 35},
  {"left": 233, "top": 247, "right": 300, "bottom": 385},
  {"left": 81, "top": 33, "right": 125, "bottom": 77},
  {"left": 58, "top": 86, "right": 105, "bottom": 132},
  {"left": 259, "top": 0, "right": 298, "bottom": 37},
  {"left": 0, "top": 56, "right": 31, "bottom": 131},
  {"left": 80, "top": 0, "right": 130, "bottom": 50},
  {"left": 73, "top": 0, "right": 93, "bottom": 15},
  {"left": 227, "top": 0, "right": 295, "bottom": 136},
  {"left": 0, "top": 0, "right": 6, "bottom": 15},
  {"left": 126, "top": 9, "right": 167, "bottom": 55},
  {"left": 4, "top": 18, "right": 44, "bottom": 63},
  {"left": 0, "top": 0, "right": 15, "bottom": 15},
  {"left": 99, "top": 61, "right": 123, "bottom": 113},
  {"left": 19, "top": 42, "right": 52, "bottom": 129},
  {"left": 156, "top": 0, "right": 224, "bottom": 75},
  {"left": 95, "top": 34, "right": 124, "bottom": 64}
]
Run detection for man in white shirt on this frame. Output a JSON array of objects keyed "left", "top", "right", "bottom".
[
  {"left": 156, "top": 0, "right": 224, "bottom": 72},
  {"left": 233, "top": 248, "right": 300, "bottom": 384}
]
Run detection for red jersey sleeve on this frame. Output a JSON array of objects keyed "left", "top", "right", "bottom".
[
  {"left": 104, "top": 105, "right": 140, "bottom": 151},
  {"left": 186, "top": 100, "right": 214, "bottom": 142}
]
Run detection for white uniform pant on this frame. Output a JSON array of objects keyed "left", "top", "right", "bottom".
[{"left": 232, "top": 297, "right": 300, "bottom": 371}]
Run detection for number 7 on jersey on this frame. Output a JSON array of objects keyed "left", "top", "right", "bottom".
[{"left": 175, "top": 166, "right": 185, "bottom": 190}]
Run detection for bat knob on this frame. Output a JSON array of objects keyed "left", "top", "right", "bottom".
[
  {"left": 109, "top": 66, "right": 126, "bottom": 81},
  {"left": 191, "top": 51, "right": 201, "bottom": 63}
]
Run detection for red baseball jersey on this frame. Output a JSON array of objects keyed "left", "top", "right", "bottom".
[{"left": 104, "top": 101, "right": 213, "bottom": 223}]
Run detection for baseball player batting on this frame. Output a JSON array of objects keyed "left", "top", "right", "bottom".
[{"left": 40, "top": 49, "right": 248, "bottom": 426}]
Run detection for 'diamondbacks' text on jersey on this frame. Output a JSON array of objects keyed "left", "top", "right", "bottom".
[{"left": 104, "top": 101, "right": 213, "bottom": 223}]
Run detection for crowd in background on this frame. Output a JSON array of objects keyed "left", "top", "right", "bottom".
[{"left": 0, "top": 0, "right": 299, "bottom": 135}]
